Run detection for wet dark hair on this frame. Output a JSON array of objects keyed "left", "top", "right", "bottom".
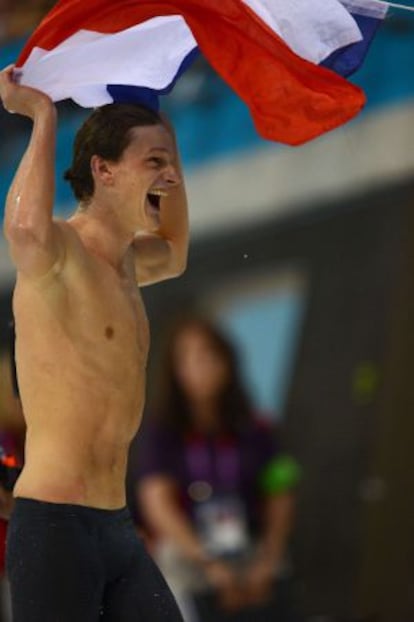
[
  {"left": 152, "top": 315, "right": 252, "bottom": 433},
  {"left": 64, "top": 103, "right": 162, "bottom": 203}
]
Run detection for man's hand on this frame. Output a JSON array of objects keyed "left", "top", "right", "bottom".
[{"left": 0, "top": 65, "right": 53, "bottom": 119}]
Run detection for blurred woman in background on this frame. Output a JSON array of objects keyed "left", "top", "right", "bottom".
[
  {"left": 0, "top": 347, "right": 25, "bottom": 622},
  {"left": 135, "top": 316, "right": 302, "bottom": 621}
]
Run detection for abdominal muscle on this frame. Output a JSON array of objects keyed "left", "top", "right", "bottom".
[
  {"left": 14, "top": 368, "right": 146, "bottom": 509},
  {"left": 13, "top": 276, "right": 149, "bottom": 510}
]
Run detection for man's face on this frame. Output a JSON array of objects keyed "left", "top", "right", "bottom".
[{"left": 104, "top": 123, "right": 180, "bottom": 233}]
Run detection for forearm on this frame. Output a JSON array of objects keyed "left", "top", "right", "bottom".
[
  {"left": 149, "top": 504, "right": 207, "bottom": 562},
  {"left": 133, "top": 131, "right": 189, "bottom": 283},
  {"left": 158, "top": 183, "right": 189, "bottom": 264},
  {"left": 157, "top": 118, "right": 189, "bottom": 270},
  {"left": 257, "top": 494, "right": 295, "bottom": 564},
  {"left": 155, "top": 504, "right": 244, "bottom": 600},
  {"left": 139, "top": 480, "right": 207, "bottom": 564},
  {"left": 4, "top": 101, "right": 56, "bottom": 240}
]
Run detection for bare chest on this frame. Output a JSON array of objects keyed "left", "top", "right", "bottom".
[
  {"left": 92, "top": 274, "right": 149, "bottom": 356},
  {"left": 14, "top": 258, "right": 150, "bottom": 367}
]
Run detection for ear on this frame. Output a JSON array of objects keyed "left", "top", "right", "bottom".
[{"left": 90, "top": 155, "right": 116, "bottom": 187}]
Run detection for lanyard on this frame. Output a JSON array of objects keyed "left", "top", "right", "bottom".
[{"left": 184, "top": 435, "right": 241, "bottom": 492}]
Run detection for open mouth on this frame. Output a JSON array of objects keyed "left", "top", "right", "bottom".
[{"left": 147, "top": 189, "right": 168, "bottom": 211}]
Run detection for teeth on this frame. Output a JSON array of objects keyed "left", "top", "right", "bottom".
[{"left": 148, "top": 189, "right": 168, "bottom": 197}]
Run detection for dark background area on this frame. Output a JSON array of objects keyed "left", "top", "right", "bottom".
[{"left": 127, "top": 179, "right": 414, "bottom": 621}]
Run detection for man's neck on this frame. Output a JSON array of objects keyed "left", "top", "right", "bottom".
[{"left": 68, "top": 201, "right": 135, "bottom": 269}]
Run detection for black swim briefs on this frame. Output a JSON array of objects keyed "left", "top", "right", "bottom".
[{"left": 6, "top": 497, "right": 183, "bottom": 622}]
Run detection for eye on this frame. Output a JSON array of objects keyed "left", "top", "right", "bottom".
[{"left": 147, "top": 157, "right": 165, "bottom": 168}]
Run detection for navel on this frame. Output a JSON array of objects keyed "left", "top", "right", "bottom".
[{"left": 105, "top": 326, "right": 114, "bottom": 340}]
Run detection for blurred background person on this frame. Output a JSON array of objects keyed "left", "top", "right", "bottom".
[
  {"left": 0, "top": 0, "right": 9, "bottom": 44},
  {"left": 134, "top": 316, "right": 301, "bottom": 622},
  {"left": 0, "top": 340, "right": 25, "bottom": 622},
  {"left": 1, "top": 0, "right": 54, "bottom": 41}
]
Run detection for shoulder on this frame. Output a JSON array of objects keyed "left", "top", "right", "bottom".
[
  {"left": 53, "top": 219, "right": 100, "bottom": 278},
  {"left": 44, "top": 219, "right": 84, "bottom": 265},
  {"left": 54, "top": 219, "right": 86, "bottom": 253}
]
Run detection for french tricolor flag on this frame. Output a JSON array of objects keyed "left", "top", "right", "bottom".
[{"left": 15, "top": 0, "right": 389, "bottom": 146}]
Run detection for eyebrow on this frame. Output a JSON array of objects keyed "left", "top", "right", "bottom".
[{"left": 148, "top": 147, "right": 171, "bottom": 154}]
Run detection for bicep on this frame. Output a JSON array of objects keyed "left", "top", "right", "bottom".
[{"left": 133, "top": 234, "right": 185, "bottom": 286}]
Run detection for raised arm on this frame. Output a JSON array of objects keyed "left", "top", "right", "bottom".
[
  {"left": 133, "top": 116, "right": 189, "bottom": 286},
  {"left": 0, "top": 65, "right": 63, "bottom": 278}
]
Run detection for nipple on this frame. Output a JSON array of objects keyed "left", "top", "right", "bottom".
[{"left": 105, "top": 326, "right": 114, "bottom": 340}]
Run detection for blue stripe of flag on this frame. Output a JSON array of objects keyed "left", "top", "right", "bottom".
[
  {"left": 106, "top": 47, "right": 199, "bottom": 110},
  {"left": 321, "top": 12, "right": 385, "bottom": 77}
]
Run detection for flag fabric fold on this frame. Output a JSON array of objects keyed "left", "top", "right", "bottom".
[
  {"left": 322, "top": 0, "right": 389, "bottom": 76},
  {"left": 15, "top": 0, "right": 389, "bottom": 145}
]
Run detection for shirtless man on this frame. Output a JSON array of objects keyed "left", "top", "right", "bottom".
[{"left": 0, "top": 65, "right": 188, "bottom": 621}]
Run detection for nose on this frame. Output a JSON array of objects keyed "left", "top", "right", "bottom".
[{"left": 163, "top": 164, "right": 181, "bottom": 187}]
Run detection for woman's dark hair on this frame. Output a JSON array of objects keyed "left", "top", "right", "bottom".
[
  {"left": 64, "top": 103, "right": 162, "bottom": 203},
  {"left": 152, "top": 315, "right": 252, "bottom": 433}
]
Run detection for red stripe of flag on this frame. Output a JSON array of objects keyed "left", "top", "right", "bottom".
[{"left": 17, "top": 0, "right": 365, "bottom": 145}]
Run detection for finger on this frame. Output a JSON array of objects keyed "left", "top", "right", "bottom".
[
  {"left": 0, "top": 65, "right": 21, "bottom": 91},
  {"left": 12, "top": 68, "right": 22, "bottom": 84},
  {"left": 0, "top": 64, "right": 15, "bottom": 81}
]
